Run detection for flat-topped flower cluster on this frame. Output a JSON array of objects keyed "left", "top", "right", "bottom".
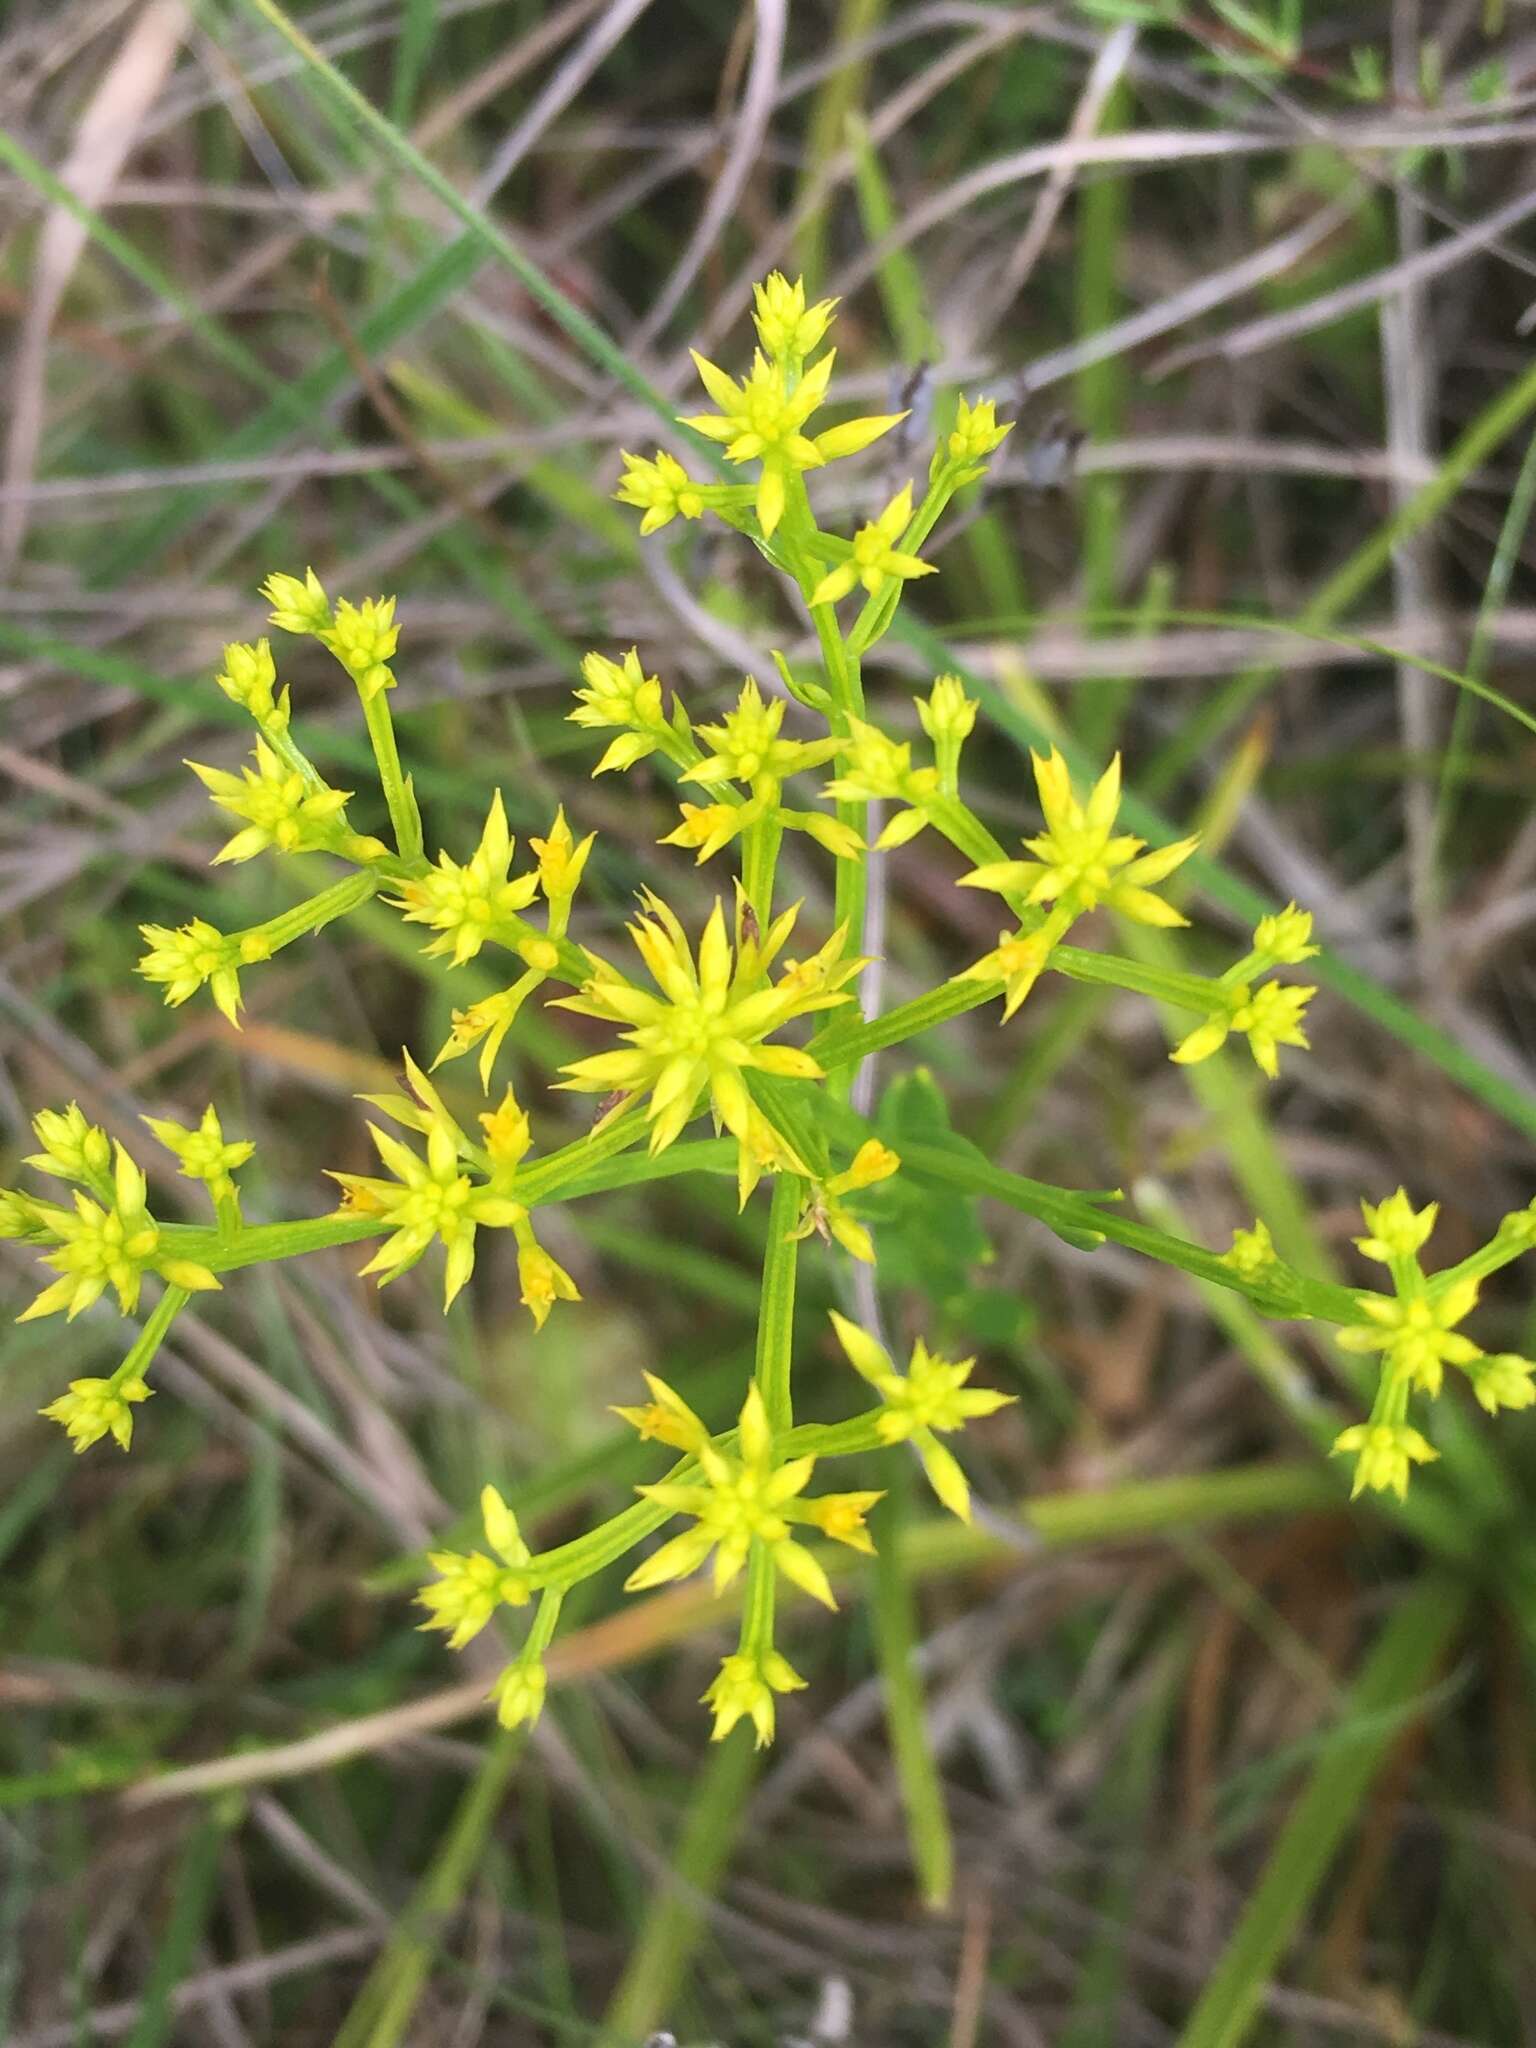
[{"left": 6, "top": 276, "right": 1529, "bottom": 1748}]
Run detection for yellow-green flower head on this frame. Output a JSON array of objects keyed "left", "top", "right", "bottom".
[
  {"left": 1330, "top": 1421, "right": 1438, "bottom": 1500},
  {"left": 319, "top": 596, "right": 399, "bottom": 701},
  {"left": 790, "top": 1139, "right": 902, "bottom": 1264},
  {"left": 686, "top": 677, "right": 840, "bottom": 791},
  {"left": 1253, "top": 902, "right": 1319, "bottom": 967},
  {"left": 569, "top": 648, "right": 671, "bottom": 774},
  {"left": 187, "top": 740, "right": 382, "bottom": 866},
  {"left": 27, "top": 1103, "right": 112, "bottom": 1188},
  {"left": 0, "top": 1189, "right": 67, "bottom": 1243},
  {"left": 1355, "top": 1189, "right": 1438, "bottom": 1264},
  {"left": 916, "top": 674, "right": 978, "bottom": 748},
  {"left": 961, "top": 750, "right": 1198, "bottom": 926},
  {"left": 1171, "top": 979, "right": 1315, "bottom": 1080},
  {"left": 810, "top": 485, "right": 936, "bottom": 608},
  {"left": 1338, "top": 1278, "right": 1482, "bottom": 1398},
  {"left": 615, "top": 449, "right": 709, "bottom": 535},
  {"left": 829, "top": 1312, "right": 1014, "bottom": 1522},
  {"left": 751, "top": 272, "right": 837, "bottom": 367},
  {"left": 555, "top": 893, "right": 861, "bottom": 1160},
  {"left": 529, "top": 806, "right": 595, "bottom": 902},
  {"left": 418, "top": 1484, "right": 535, "bottom": 1650},
  {"left": 143, "top": 1105, "right": 254, "bottom": 1192},
  {"left": 823, "top": 715, "right": 939, "bottom": 808},
  {"left": 1222, "top": 1218, "right": 1277, "bottom": 1280},
  {"left": 216, "top": 638, "right": 288, "bottom": 730},
  {"left": 261, "top": 567, "right": 332, "bottom": 636},
  {"left": 393, "top": 793, "right": 540, "bottom": 965},
  {"left": 491, "top": 1656, "right": 549, "bottom": 1731},
  {"left": 661, "top": 800, "right": 753, "bottom": 866},
  {"left": 703, "top": 1646, "right": 807, "bottom": 1748},
  {"left": 939, "top": 394, "right": 1014, "bottom": 484},
  {"left": 518, "top": 1238, "right": 582, "bottom": 1331},
  {"left": 330, "top": 1114, "right": 523, "bottom": 1311},
  {"left": 1467, "top": 1353, "right": 1536, "bottom": 1416},
  {"left": 682, "top": 345, "right": 903, "bottom": 538},
  {"left": 959, "top": 926, "right": 1056, "bottom": 1022},
  {"left": 623, "top": 1379, "right": 876, "bottom": 1608},
  {"left": 40, "top": 1373, "right": 152, "bottom": 1454},
  {"left": 479, "top": 1087, "right": 532, "bottom": 1174},
  {"left": 18, "top": 1143, "right": 218, "bottom": 1323},
  {"left": 137, "top": 919, "right": 266, "bottom": 1028}
]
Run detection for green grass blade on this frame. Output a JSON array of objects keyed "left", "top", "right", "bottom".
[
  {"left": 597, "top": 1729, "right": 760, "bottom": 2047},
  {"left": 1173, "top": 1575, "right": 1468, "bottom": 2048},
  {"left": 331, "top": 1733, "right": 523, "bottom": 2048},
  {"left": 871, "top": 1461, "right": 953, "bottom": 1910}
]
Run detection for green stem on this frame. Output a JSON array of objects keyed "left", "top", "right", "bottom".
[
  {"left": 239, "top": 869, "right": 380, "bottom": 953},
  {"left": 361, "top": 689, "right": 424, "bottom": 863},
  {"left": 111, "top": 1283, "right": 190, "bottom": 1392},
  {"left": 754, "top": 1175, "right": 802, "bottom": 1434}
]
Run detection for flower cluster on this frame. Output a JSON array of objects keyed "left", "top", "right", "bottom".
[
  {"left": 20, "top": 271, "right": 1519, "bottom": 1769},
  {"left": 1332, "top": 1191, "right": 1536, "bottom": 1497},
  {"left": 4, "top": 1110, "right": 219, "bottom": 1325},
  {"left": 556, "top": 893, "right": 862, "bottom": 1198},
  {"left": 829, "top": 1313, "right": 1015, "bottom": 1522},
  {"left": 621, "top": 1380, "right": 880, "bottom": 1608},
  {"left": 330, "top": 1055, "right": 577, "bottom": 1320}
]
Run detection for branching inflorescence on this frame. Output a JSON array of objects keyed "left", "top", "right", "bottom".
[{"left": 7, "top": 278, "right": 1534, "bottom": 1747}]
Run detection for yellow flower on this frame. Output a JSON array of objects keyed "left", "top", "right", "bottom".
[
  {"left": 137, "top": 919, "right": 256, "bottom": 1027},
  {"left": 685, "top": 677, "right": 840, "bottom": 791},
  {"left": 18, "top": 1143, "right": 218, "bottom": 1323},
  {"left": 615, "top": 449, "right": 709, "bottom": 534},
  {"left": 216, "top": 638, "right": 289, "bottom": 730},
  {"left": 682, "top": 344, "right": 901, "bottom": 537},
  {"left": 830, "top": 1312, "right": 1014, "bottom": 1522},
  {"left": 937, "top": 393, "right": 1013, "bottom": 484},
  {"left": 26, "top": 1103, "right": 112, "bottom": 1188},
  {"left": 260, "top": 566, "right": 331, "bottom": 636},
  {"left": 1253, "top": 903, "right": 1319, "bottom": 966},
  {"left": 517, "top": 1239, "right": 581, "bottom": 1330},
  {"left": 1467, "top": 1353, "right": 1536, "bottom": 1415},
  {"left": 1222, "top": 1219, "right": 1277, "bottom": 1280},
  {"left": 392, "top": 793, "right": 540, "bottom": 964},
  {"left": 1337, "top": 1280, "right": 1482, "bottom": 1398},
  {"left": 555, "top": 894, "right": 861, "bottom": 1161},
  {"left": 1171, "top": 979, "right": 1315, "bottom": 1079},
  {"left": 40, "top": 1374, "right": 152, "bottom": 1454},
  {"left": 330, "top": 1113, "right": 523, "bottom": 1310},
  {"left": 822, "top": 713, "right": 940, "bottom": 848},
  {"left": 568, "top": 648, "right": 677, "bottom": 775},
  {"left": 1355, "top": 1189, "right": 1438, "bottom": 1264},
  {"left": 661, "top": 800, "right": 752, "bottom": 865},
  {"left": 916, "top": 673, "right": 978, "bottom": 749},
  {"left": 789, "top": 1139, "right": 901, "bottom": 1263},
  {"left": 623, "top": 1380, "right": 874, "bottom": 1607},
  {"left": 418, "top": 1484, "right": 535, "bottom": 1649},
  {"left": 959, "top": 926, "right": 1057, "bottom": 1023},
  {"left": 962, "top": 750, "right": 1197, "bottom": 927},
  {"left": 528, "top": 806, "right": 595, "bottom": 902},
  {"left": 491, "top": 1657, "right": 549, "bottom": 1730},
  {"left": 1329, "top": 1421, "right": 1438, "bottom": 1500},
  {"left": 479, "top": 1087, "right": 532, "bottom": 1173},
  {"left": 809, "top": 486, "right": 937, "bottom": 607},
  {"left": 319, "top": 595, "right": 399, "bottom": 701},
  {"left": 186, "top": 740, "right": 384, "bottom": 866},
  {"left": 143, "top": 1105, "right": 254, "bottom": 1198},
  {"left": 751, "top": 272, "right": 836, "bottom": 366},
  {"left": 702, "top": 1646, "right": 806, "bottom": 1747}
]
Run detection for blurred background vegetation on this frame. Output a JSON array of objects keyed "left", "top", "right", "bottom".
[{"left": 4, "top": 0, "right": 1536, "bottom": 2041}]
